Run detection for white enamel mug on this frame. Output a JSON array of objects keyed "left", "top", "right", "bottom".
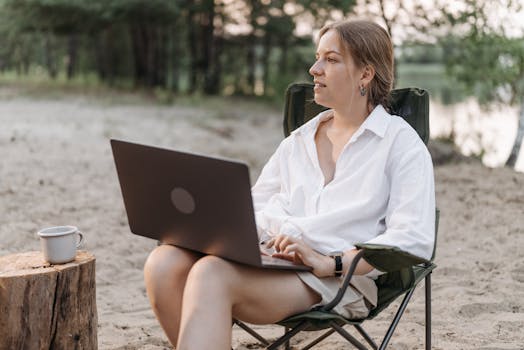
[{"left": 38, "top": 226, "right": 84, "bottom": 264}]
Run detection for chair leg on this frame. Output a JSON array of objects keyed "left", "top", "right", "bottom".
[
  {"left": 285, "top": 327, "right": 291, "bottom": 350},
  {"left": 425, "top": 272, "right": 432, "bottom": 350},
  {"left": 233, "top": 319, "right": 270, "bottom": 346},
  {"left": 267, "top": 321, "right": 309, "bottom": 350},
  {"left": 300, "top": 329, "right": 336, "bottom": 350},
  {"left": 354, "top": 324, "right": 378, "bottom": 350},
  {"left": 330, "top": 322, "right": 368, "bottom": 350},
  {"left": 378, "top": 287, "right": 416, "bottom": 350}
]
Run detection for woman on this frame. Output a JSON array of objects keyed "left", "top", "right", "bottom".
[{"left": 144, "top": 19, "right": 435, "bottom": 349}]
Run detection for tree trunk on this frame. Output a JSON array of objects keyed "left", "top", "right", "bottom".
[
  {"left": 92, "top": 32, "right": 107, "bottom": 81},
  {"left": 170, "top": 24, "right": 181, "bottom": 93},
  {"left": 155, "top": 27, "right": 168, "bottom": 88},
  {"left": 246, "top": 36, "right": 256, "bottom": 95},
  {"left": 261, "top": 33, "right": 271, "bottom": 96},
  {"left": 505, "top": 101, "right": 524, "bottom": 167},
  {"left": 146, "top": 24, "right": 156, "bottom": 87},
  {"left": 44, "top": 34, "right": 58, "bottom": 79},
  {"left": 130, "top": 24, "right": 148, "bottom": 87},
  {"left": 279, "top": 39, "right": 288, "bottom": 75},
  {"left": 66, "top": 34, "right": 78, "bottom": 80},
  {"left": 187, "top": 8, "right": 198, "bottom": 93},
  {"left": 0, "top": 251, "right": 97, "bottom": 350},
  {"left": 203, "top": 0, "right": 220, "bottom": 94}
]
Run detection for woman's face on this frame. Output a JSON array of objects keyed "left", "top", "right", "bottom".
[{"left": 309, "top": 29, "right": 365, "bottom": 110}]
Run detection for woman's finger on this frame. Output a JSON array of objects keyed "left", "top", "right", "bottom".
[
  {"left": 277, "top": 236, "right": 292, "bottom": 252},
  {"left": 266, "top": 234, "right": 286, "bottom": 249},
  {"left": 265, "top": 238, "right": 275, "bottom": 249},
  {"left": 283, "top": 243, "right": 300, "bottom": 255},
  {"left": 269, "top": 235, "right": 284, "bottom": 250},
  {"left": 271, "top": 234, "right": 291, "bottom": 252}
]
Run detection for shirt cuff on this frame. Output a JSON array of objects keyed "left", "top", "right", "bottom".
[
  {"left": 280, "top": 220, "right": 303, "bottom": 239},
  {"left": 364, "top": 268, "right": 385, "bottom": 279}
]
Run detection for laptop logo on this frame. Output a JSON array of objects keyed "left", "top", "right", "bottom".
[{"left": 170, "top": 187, "right": 196, "bottom": 214}]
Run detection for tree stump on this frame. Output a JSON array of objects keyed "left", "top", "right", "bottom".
[{"left": 0, "top": 251, "right": 97, "bottom": 350}]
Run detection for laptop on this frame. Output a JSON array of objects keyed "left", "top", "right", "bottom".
[{"left": 110, "top": 139, "right": 311, "bottom": 271}]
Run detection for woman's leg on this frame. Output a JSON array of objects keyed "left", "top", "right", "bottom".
[
  {"left": 143, "top": 244, "right": 201, "bottom": 346},
  {"left": 177, "top": 255, "right": 321, "bottom": 350}
]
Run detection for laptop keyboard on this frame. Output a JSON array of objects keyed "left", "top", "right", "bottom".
[{"left": 261, "top": 255, "right": 297, "bottom": 266}]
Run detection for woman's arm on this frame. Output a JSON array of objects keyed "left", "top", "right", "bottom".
[
  {"left": 365, "top": 130, "right": 436, "bottom": 260},
  {"left": 268, "top": 235, "right": 374, "bottom": 277},
  {"left": 251, "top": 138, "right": 289, "bottom": 211}
]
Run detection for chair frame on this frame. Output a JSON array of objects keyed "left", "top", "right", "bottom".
[
  {"left": 234, "top": 83, "right": 437, "bottom": 350},
  {"left": 235, "top": 255, "right": 434, "bottom": 350}
]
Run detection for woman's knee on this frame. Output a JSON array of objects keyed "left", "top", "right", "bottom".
[
  {"left": 144, "top": 244, "right": 199, "bottom": 288},
  {"left": 185, "top": 255, "right": 238, "bottom": 295}
]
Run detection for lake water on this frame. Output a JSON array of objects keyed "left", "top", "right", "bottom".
[
  {"left": 430, "top": 98, "right": 523, "bottom": 172},
  {"left": 397, "top": 63, "right": 523, "bottom": 172}
]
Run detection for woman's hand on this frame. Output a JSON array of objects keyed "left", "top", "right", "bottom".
[{"left": 266, "top": 235, "right": 334, "bottom": 278}]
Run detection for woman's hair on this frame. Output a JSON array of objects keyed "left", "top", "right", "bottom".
[{"left": 318, "top": 20, "right": 394, "bottom": 108}]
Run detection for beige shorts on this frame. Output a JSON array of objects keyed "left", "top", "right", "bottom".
[{"left": 297, "top": 272, "right": 377, "bottom": 319}]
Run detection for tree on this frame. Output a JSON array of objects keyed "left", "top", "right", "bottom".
[
  {"left": 0, "top": 0, "right": 360, "bottom": 97},
  {"left": 353, "top": 0, "right": 451, "bottom": 83},
  {"left": 440, "top": 0, "right": 524, "bottom": 168},
  {"left": 355, "top": 0, "right": 524, "bottom": 168}
]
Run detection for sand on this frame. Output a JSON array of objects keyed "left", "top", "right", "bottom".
[{"left": 0, "top": 87, "right": 523, "bottom": 349}]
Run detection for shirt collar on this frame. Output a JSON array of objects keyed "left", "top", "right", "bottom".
[
  {"left": 358, "top": 104, "right": 390, "bottom": 139},
  {"left": 292, "top": 104, "right": 390, "bottom": 139}
]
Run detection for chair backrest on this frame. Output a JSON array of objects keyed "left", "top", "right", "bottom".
[
  {"left": 282, "top": 83, "right": 436, "bottom": 314},
  {"left": 283, "top": 83, "right": 430, "bottom": 145}
]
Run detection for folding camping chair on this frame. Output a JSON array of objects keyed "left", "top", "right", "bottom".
[{"left": 234, "top": 83, "right": 439, "bottom": 350}]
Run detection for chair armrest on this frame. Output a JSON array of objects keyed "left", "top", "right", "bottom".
[
  {"left": 320, "top": 250, "right": 365, "bottom": 312},
  {"left": 319, "top": 245, "right": 429, "bottom": 312},
  {"left": 354, "top": 243, "right": 429, "bottom": 272}
]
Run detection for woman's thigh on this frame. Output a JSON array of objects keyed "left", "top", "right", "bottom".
[
  {"left": 235, "top": 269, "right": 321, "bottom": 323},
  {"left": 187, "top": 256, "right": 322, "bottom": 324}
]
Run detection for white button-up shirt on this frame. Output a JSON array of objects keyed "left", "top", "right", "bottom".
[{"left": 252, "top": 105, "right": 435, "bottom": 261}]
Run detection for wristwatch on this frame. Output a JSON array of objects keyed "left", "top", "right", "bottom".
[{"left": 329, "top": 251, "right": 344, "bottom": 277}]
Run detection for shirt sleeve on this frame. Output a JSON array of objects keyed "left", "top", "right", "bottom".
[
  {"left": 251, "top": 138, "right": 288, "bottom": 239},
  {"left": 364, "top": 130, "right": 436, "bottom": 261},
  {"left": 252, "top": 140, "right": 285, "bottom": 212}
]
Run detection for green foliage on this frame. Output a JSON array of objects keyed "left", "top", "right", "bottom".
[
  {"left": 436, "top": 0, "right": 524, "bottom": 106},
  {"left": 0, "top": 0, "right": 358, "bottom": 94},
  {"left": 396, "top": 63, "right": 467, "bottom": 105},
  {"left": 442, "top": 28, "right": 524, "bottom": 106},
  {"left": 397, "top": 43, "right": 444, "bottom": 65}
]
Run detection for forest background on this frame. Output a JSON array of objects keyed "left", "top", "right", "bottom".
[{"left": 0, "top": 0, "right": 523, "bottom": 169}]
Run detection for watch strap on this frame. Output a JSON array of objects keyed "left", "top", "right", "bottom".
[{"left": 333, "top": 255, "right": 343, "bottom": 277}]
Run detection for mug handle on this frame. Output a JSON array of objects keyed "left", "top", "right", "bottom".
[{"left": 76, "top": 231, "right": 84, "bottom": 248}]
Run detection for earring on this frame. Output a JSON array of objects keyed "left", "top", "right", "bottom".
[{"left": 359, "top": 85, "right": 367, "bottom": 96}]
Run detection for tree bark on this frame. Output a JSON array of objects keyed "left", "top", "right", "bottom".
[
  {"left": 155, "top": 27, "right": 168, "bottom": 88},
  {"left": 43, "top": 34, "right": 58, "bottom": 79},
  {"left": 203, "top": 0, "right": 220, "bottom": 95},
  {"left": 279, "top": 38, "right": 288, "bottom": 75},
  {"left": 245, "top": 0, "right": 261, "bottom": 95},
  {"left": 0, "top": 251, "right": 97, "bottom": 350},
  {"left": 261, "top": 33, "right": 271, "bottom": 96},
  {"left": 130, "top": 24, "right": 148, "bottom": 87},
  {"left": 505, "top": 101, "right": 524, "bottom": 167},
  {"left": 170, "top": 23, "right": 182, "bottom": 93},
  {"left": 246, "top": 36, "right": 256, "bottom": 94},
  {"left": 187, "top": 7, "right": 198, "bottom": 93},
  {"left": 92, "top": 32, "right": 107, "bottom": 81},
  {"left": 66, "top": 34, "right": 78, "bottom": 80}
]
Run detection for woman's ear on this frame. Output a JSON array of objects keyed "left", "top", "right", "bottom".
[{"left": 360, "top": 65, "right": 375, "bottom": 86}]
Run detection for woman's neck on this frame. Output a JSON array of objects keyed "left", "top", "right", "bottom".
[{"left": 331, "top": 101, "right": 372, "bottom": 132}]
